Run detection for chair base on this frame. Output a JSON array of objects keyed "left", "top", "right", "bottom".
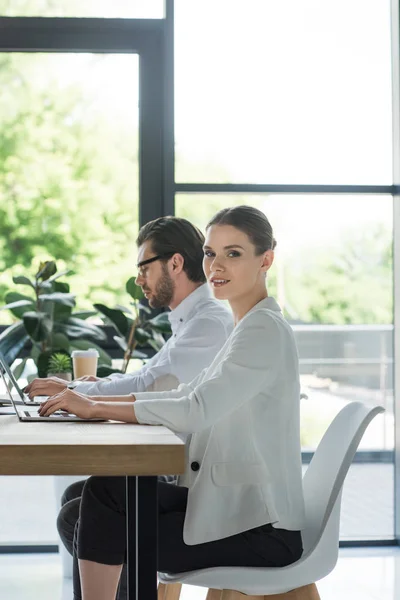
[
  {"left": 159, "top": 583, "right": 320, "bottom": 600},
  {"left": 158, "top": 582, "right": 182, "bottom": 600}
]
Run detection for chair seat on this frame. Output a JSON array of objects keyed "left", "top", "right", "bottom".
[{"left": 159, "top": 561, "right": 318, "bottom": 596}]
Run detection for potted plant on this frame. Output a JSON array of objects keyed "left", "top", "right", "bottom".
[
  {"left": 0, "top": 260, "right": 110, "bottom": 378},
  {"left": 94, "top": 276, "right": 171, "bottom": 377},
  {"left": 47, "top": 352, "right": 73, "bottom": 382}
]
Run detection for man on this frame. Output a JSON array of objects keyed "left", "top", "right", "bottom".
[
  {"left": 26, "top": 216, "right": 233, "bottom": 600},
  {"left": 26, "top": 216, "right": 233, "bottom": 399}
]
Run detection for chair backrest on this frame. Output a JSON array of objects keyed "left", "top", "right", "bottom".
[{"left": 301, "top": 402, "right": 384, "bottom": 556}]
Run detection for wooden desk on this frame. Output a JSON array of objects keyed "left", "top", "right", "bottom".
[{"left": 0, "top": 416, "right": 185, "bottom": 600}]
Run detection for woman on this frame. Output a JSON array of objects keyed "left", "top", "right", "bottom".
[{"left": 40, "top": 206, "right": 306, "bottom": 600}]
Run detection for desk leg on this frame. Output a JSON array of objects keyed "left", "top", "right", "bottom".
[{"left": 126, "top": 476, "right": 158, "bottom": 600}]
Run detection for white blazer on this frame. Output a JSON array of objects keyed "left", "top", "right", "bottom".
[{"left": 134, "top": 296, "right": 306, "bottom": 546}]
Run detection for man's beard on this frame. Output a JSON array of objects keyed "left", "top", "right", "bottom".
[{"left": 148, "top": 264, "right": 175, "bottom": 308}]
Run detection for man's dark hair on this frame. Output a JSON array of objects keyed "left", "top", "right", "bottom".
[{"left": 136, "top": 216, "right": 206, "bottom": 283}]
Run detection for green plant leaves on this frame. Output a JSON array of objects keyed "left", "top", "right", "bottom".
[
  {"left": 23, "top": 311, "right": 52, "bottom": 342},
  {"left": 72, "top": 310, "right": 98, "bottom": 320},
  {"left": 36, "top": 260, "right": 57, "bottom": 281},
  {"left": 96, "top": 365, "right": 122, "bottom": 378},
  {"left": 134, "top": 327, "right": 152, "bottom": 344},
  {"left": 38, "top": 292, "right": 76, "bottom": 306},
  {"left": 126, "top": 276, "right": 144, "bottom": 300},
  {"left": 0, "top": 323, "right": 30, "bottom": 365},
  {"left": 113, "top": 335, "right": 127, "bottom": 351},
  {"left": 48, "top": 352, "right": 72, "bottom": 374},
  {"left": 12, "top": 275, "right": 35, "bottom": 289},
  {"left": 55, "top": 317, "right": 107, "bottom": 341},
  {"left": 53, "top": 281, "right": 70, "bottom": 294},
  {"left": 93, "top": 303, "right": 129, "bottom": 337},
  {"left": 1, "top": 292, "right": 35, "bottom": 318},
  {"left": 50, "top": 333, "right": 70, "bottom": 351},
  {"left": 147, "top": 312, "right": 171, "bottom": 334},
  {"left": 37, "top": 348, "right": 69, "bottom": 378},
  {"left": 47, "top": 270, "right": 70, "bottom": 284}
]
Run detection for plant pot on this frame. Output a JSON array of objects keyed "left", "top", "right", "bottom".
[{"left": 47, "top": 371, "right": 72, "bottom": 382}]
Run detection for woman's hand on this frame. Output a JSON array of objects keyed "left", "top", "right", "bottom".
[
  {"left": 38, "top": 388, "right": 96, "bottom": 419},
  {"left": 75, "top": 375, "right": 102, "bottom": 382},
  {"left": 25, "top": 376, "right": 68, "bottom": 399}
]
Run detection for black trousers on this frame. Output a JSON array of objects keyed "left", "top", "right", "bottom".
[
  {"left": 58, "top": 477, "right": 176, "bottom": 600},
  {"left": 69, "top": 476, "right": 303, "bottom": 600}
]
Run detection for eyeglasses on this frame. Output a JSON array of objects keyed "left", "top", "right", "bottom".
[{"left": 136, "top": 253, "right": 175, "bottom": 277}]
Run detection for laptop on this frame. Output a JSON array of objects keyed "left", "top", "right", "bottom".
[
  {"left": 0, "top": 354, "right": 104, "bottom": 422},
  {"left": 0, "top": 351, "right": 48, "bottom": 406}
]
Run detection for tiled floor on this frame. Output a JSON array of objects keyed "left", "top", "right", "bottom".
[{"left": 0, "top": 547, "right": 400, "bottom": 600}]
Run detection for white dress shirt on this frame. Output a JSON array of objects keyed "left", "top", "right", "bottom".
[
  {"left": 134, "top": 297, "right": 306, "bottom": 545},
  {"left": 74, "top": 284, "right": 233, "bottom": 396}
]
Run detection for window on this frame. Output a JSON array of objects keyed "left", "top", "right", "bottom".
[{"left": 175, "top": 0, "right": 392, "bottom": 184}]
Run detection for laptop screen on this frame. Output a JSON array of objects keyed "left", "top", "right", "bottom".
[{"left": 0, "top": 351, "right": 26, "bottom": 403}]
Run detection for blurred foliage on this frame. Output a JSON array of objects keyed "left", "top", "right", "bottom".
[{"left": 0, "top": 51, "right": 139, "bottom": 318}]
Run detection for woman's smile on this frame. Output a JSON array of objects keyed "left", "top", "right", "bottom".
[{"left": 210, "top": 277, "right": 231, "bottom": 288}]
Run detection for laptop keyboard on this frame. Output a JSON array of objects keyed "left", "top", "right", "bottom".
[{"left": 24, "top": 411, "right": 72, "bottom": 418}]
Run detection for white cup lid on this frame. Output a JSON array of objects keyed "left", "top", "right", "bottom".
[{"left": 71, "top": 349, "right": 99, "bottom": 357}]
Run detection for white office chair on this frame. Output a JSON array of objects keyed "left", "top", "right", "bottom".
[{"left": 158, "top": 401, "right": 384, "bottom": 600}]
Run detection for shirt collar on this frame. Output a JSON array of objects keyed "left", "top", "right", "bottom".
[
  {"left": 246, "top": 296, "right": 282, "bottom": 317},
  {"left": 168, "top": 284, "right": 212, "bottom": 331}
]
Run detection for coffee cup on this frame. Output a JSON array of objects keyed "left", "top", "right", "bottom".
[{"left": 71, "top": 349, "right": 99, "bottom": 380}]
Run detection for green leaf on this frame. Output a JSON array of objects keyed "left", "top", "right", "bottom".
[
  {"left": 0, "top": 324, "right": 29, "bottom": 366},
  {"left": 54, "top": 317, "right": 107, "bottom": 342},
  {"left": 126, "top": 276, "right": 144, "bottom": 300},
  {"left": 93, "top": 303, "right": 129, "bottom": 337},
  {"left": 12, "top": 358, "right": 28, "bottom": 382},
  {"left": 0, "top": 296, "right": 35, "bottom": 318},
  {"left": 53, "top": 281, "right": 70, "bottom": 294},
  {"left": 46, "top": 270, "right": 70, "bottom": 284},
  {"left": 131, "top": 349, "right": 148, "bottom": 359},
  {"left": 134, "top": 327, "right": 152, "bottom": 345},
  {"left": 97, "top": 365, "right": 122, "bottom": 378},
  {"left": 147, "top": 312, "right": 171, "bottom": 334},
  {"left": 36, "top": 261, "right": 57, "bottom": 281},
  {"left": 30, "top": 345, "right": 40, "bottom": 363},
  {"left": 38, "top": 293, "right": 76, "bottom": 307},
  {"left": 148, "top": 338, "right": 163, "bottom": 352},
  {"left": 48, "top": 352, "right": 72, "bottom": 374},
  {"left": 70, "top": 339, "right": 112, "bottom": 367},
  {"left": 36, "top": 350, "right": 52, "bottom": 378},
  {"left": 12, "top": 275, "right": 35, "bottom": 289},
  {"left": 114, "top": 304, "right": 133, "bottom": 315},
  {"left": 50, "top": 333, "right": 70, "bottom": 351},
  {"left": 138, "top": 303, "right": 151, "bottom": 314},
  {"left": 38, "top": 281, "right": 53, "bottom": 291},
  {"left": 148, "top": 330, "right": 166, "bottom": 351},
  {"left": 23, "top": 311, "right": 52, "bottom": 342},
  {"left": 113, "top": 335, "right": 127, "bottom": 352},
  {"left": 72, "top": 310, "right": 98, "bottom": 320},
  {"left": 53, "top": 301, "right": 73, "bottom": 322}
]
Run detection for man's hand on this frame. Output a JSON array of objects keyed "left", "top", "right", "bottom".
[
  {"left": 25, "top": 376, "right": 69, "bottom": 399},
  {"left": 38, "top": 388, "right": 96, "bottom": 419},
  {"left": 75, "top": 375, "right": 101, "bottom": 382}
]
